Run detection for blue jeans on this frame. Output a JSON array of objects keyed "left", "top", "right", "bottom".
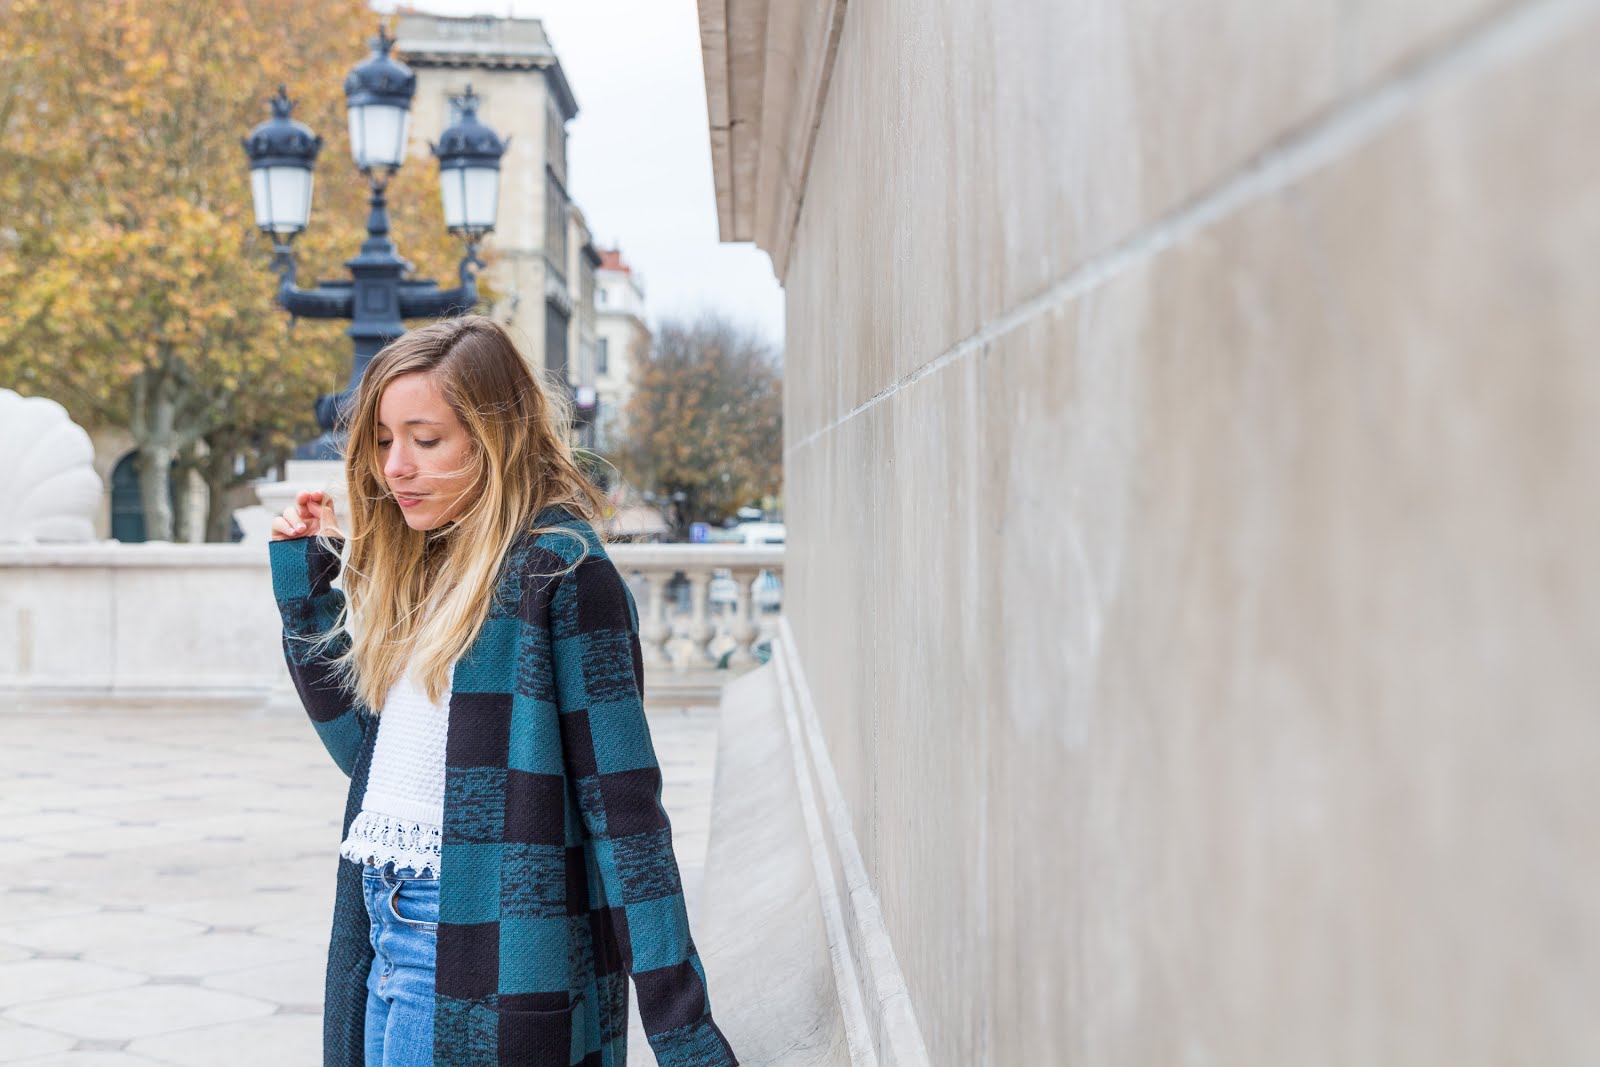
[{"left": 362, "top": 863, "right": 439, "bottom": 1067}]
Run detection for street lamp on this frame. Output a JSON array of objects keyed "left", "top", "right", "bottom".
[
  {"left": 242, "top": 25, "right": 506, "bottom": 459},
  {"left": 344, "top": 28, "right": 413, "bottom": 175},
  {"left": 431, "top": 85, "right": 507, "bottom": 240},
  {"left": 243, "top": 87, "right": 320, "bottom": 240}
]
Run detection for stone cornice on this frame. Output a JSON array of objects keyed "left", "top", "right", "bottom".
[
  {"left": 698, "top": 0, "right": 848, "bottom": 282},
  {"left": 396, "top": 12, "right": 579, "bottom": 121}
]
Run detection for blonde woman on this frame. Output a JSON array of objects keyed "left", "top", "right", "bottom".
[{"left": 267, "top": 316, "right": 737, "bottom": 1067}]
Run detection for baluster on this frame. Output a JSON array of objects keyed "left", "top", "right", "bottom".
[
  {"left": 639, "top": 570, "right": 672, "bottom": 667},
  {"left": 685, "top": 567, "right": 716, "bottom": 665},
  {"left": 726, "top": 567, "right": 762, "bottom": 670}
]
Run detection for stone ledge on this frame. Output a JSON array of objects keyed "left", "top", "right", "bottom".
[
  {"left": 697, "top": 662, "right": 851, "bottom": 1065},
  {"left": 698, "top": 627, "right": 932, "bottom": 1065},
  {"left": 0, "top": 542, "right": 269, "bottom": 567}
]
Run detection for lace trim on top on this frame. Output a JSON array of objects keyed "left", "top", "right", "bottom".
[{"left": 339, "top": 809, "right": 443, "bottom": 877}]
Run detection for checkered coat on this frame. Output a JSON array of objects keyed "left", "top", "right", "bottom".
[{"left": 268, "top": 508, "right": 738, "bottom": 1067}]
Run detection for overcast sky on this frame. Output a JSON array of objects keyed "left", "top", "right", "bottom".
[{"left": 377, "top": 0, "right": 787, "bottom": 347}]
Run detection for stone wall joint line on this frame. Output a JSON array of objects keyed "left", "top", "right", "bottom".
[{"left": 785, "top": 0, "right": 1595, "bottom": 457}]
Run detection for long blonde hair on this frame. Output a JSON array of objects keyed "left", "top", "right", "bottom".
[{"left": 321, "top": 315, "right": 608, "bottom": 711}]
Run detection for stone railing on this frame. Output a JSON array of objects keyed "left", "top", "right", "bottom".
[
  {"left": 609, "top": 543, "right": 786, "bottom": 703},
  {"left": 0, "top": 542, "right": 285, "bottom": 709},
  {"left": 0, "top": 541, "right": 783, "bottom": 710}
]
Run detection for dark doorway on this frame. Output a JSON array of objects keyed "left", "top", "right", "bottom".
[{"left": 110, "top": 451, "right": 178, "bottom": 543}]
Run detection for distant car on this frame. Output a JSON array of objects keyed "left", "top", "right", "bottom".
[{"left": 731, "top": 522, "right": 785, "bottom": 546}]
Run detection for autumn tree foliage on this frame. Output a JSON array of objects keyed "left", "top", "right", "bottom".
[
  {"left": 0, "top": 0, "right": 463, "bottom": 540},
  {"left": 617, "top": 315, "right": 782, "bottom": 539}
]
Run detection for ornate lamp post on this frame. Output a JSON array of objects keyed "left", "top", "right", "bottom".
[{"left": 242, "top": 26, "right": 508, "bottom": 459}]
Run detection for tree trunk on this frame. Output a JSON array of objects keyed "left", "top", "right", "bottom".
[
  {"left": 201, "top": 439, "right": 238, "bottom": 543},
  {"left": 669, "top": 491, "right": 693, "bottom": 542},
  {"left": 131, "top": 354, "right": 214, "bottom": 543},
  {"left": 136, "top": 440, "right": 176, "bottom": 542},
  {"left": 171, "top": 440, "right": 203, "bottom": 543},
  {"left": 171, "top": 470, "right": 192, "bottom": 543}
]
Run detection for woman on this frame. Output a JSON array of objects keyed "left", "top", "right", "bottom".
[{"left": 268, "top": 316, "right": 738, "bottom": 1067}]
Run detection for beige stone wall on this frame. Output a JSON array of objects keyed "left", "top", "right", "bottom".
[{"left": 774, "top": 0, "right": 1600, "bottom": 1062}]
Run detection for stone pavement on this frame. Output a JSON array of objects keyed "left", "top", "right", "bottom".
[{"left": 0, "top": 700, "right": 721, "bottom": 1066}]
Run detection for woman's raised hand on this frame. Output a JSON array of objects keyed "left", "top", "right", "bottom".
[{"left": 270, "top": 490, "right": 342, "bottom": 541}]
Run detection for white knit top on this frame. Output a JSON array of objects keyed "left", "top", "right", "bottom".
[{"left": 339, "top": 659, "right": 454, "bottom": 877}]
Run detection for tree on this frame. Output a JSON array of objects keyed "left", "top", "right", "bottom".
[
  {"left": 616, "top": 315, "right": 782, "bottom": 539},
  {"left": 0, "top": 0, "right": 466, "bottom": 540}
]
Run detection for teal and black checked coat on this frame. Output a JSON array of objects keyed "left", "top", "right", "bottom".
[{"left": 268, "top": 508, "right": 738, "bottom": 1067}]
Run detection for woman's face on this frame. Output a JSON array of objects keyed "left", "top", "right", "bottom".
[{"left": 375, "top": 371, "right": 478, "bottom": 531}]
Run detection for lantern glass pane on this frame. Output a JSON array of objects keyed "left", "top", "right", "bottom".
[
  {"left": 439, "top": 168, "right": 467, "bottom": 232},
  {"left": 301, "top": 172, "right": 316, "bottom": 228},
  {"left": 347, "top": 107, "right": 362, "bottom": 167},
  {"left": 349, "top": 104, "right": 410, "bottom": 170},
  {"left": 464, "top": 166, "right": 500, "bottom": 231},
  {"left": 253, "top": 166, "right": 313, "bottom": 235},
  {"left": 250, "top": 169, "right": 272, "bottom": 231},
  {"left": 272, "top": 167, "right": 313, "bottom": 233}
]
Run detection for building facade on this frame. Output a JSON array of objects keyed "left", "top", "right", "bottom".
[
  {"left": 593, "top": 248, "right": 650, "bottom": 449},
  {"left": 396, "top": 12, "right": 594, "bottom": 400},
  {"left": 567, "top": 205, "right": 602, "bottom": 447}
]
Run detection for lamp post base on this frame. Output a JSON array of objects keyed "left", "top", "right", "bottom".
[{"left": 292, "top": 430, "right": 348, "bottom": 461}]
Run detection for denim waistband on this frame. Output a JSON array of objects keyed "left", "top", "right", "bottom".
[{"left": 361, "top": 859, "right": 438, "bottom": 882}]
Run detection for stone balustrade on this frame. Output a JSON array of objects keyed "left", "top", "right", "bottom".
[
  {"left": 0, "top": 541, "right": 783, "bottom": 710},
  {"left": 609, "top": 543, "right": 786, "bottom": 703}
]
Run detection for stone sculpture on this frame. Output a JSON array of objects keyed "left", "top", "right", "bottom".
[{"left": 0, "top": 388, "right": 103, "bottom": 543}]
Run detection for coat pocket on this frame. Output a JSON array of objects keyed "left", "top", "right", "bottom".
[{"left": 495, "top": 992, "right": 585, "bottom": 1066}]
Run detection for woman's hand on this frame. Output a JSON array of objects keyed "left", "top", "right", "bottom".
[{"left": 270, "top": 491, "right": 343, "bottom": 541}]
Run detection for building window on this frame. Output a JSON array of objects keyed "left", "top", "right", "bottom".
[
  {"left": 597, "top": 337, "right": 609, "bottom": 375},
  {"left": 547, "top": 100, "right": 567, "bottom": 183},
  {"left": 545, "top": 171, "right": 568, "bottom": 264},
  {"left": 545, "top": 300, "right": 570, "bottom": 380}
]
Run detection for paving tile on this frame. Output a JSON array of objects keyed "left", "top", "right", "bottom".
[
  {"left": 15, "top": 789, "right": 169, "bottom": 813},
  {"left": 1, "top": 814, "right": 119, "bottom": 839},
  {"left": 0, "top": 893, "right": 99, "bottom": 925},
  {"left": 0, "top": 959, "right": 144, "bottom": 1008},
  {"left": 246, "top": 918, "right": 329, "bottom": 948},
  {"left": 35, "top": 825, "right": 212, "bottom": 856},
  {"left": 6, "top": 1054, "right": 172, "bottom": 1066},
  {"left": 200, "top": 955, "right": 325, "bottom": 1006},
  {"left": 0, "top": 702, "right": 720, "bottom": 1065},
  {"left": 0, "top": 914, "right": 204, "bottom": 954},
  {"left": 127, "top": 1011, "right": 320, "bottom": 1067},
  {"left": 139, "top": 890, "right": 309, "bottom": 929},
  {"left": 82, "top": 932, "right": 308, "bottom": 980},
  {"left": 0, "top": 1018, "right": 76, "bottom": 1061},
  {"left": 0, "top": 842, "right": 71, "bottom": 864},
  {"left": 6, "top": 984, "right": 274, "bottom": 1041}
]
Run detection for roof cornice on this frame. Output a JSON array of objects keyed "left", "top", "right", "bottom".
[{"left": 697, "top": 0, "right": 847, "bottom": 281}]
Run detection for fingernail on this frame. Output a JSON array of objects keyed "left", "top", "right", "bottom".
[{"left": 295, "top": 523, "right": 307, "bottom": 533}]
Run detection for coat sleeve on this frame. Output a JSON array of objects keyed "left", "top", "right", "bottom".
[
  {"left": 548, "top": 551, "right": 739, "bottom": 1067},
  {"left": 268, "top": 535, "right": 368, "bottom": 776}
]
